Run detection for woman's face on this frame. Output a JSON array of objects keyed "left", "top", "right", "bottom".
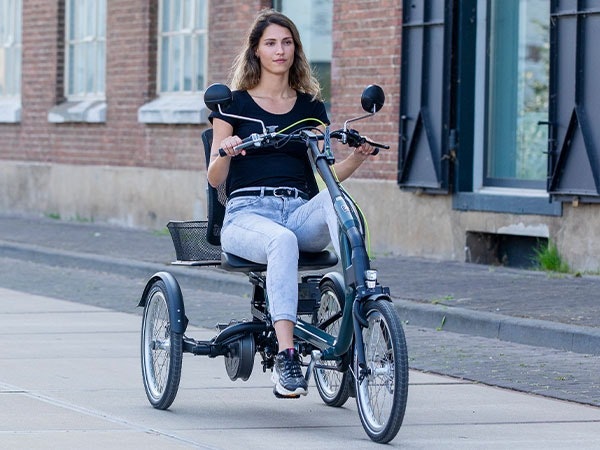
[{"left": 255, "top": 23, "right": 295, "bottom": 76}]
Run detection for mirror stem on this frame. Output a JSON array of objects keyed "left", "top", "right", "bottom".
[
  {"left": 217, "top": 105, "right": 267, "bottom": 134},
  {"left": 343, "top": 106, "right": 376, "bottom": 132}
]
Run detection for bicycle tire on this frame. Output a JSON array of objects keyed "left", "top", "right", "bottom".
[
  {"left": 140, "top": 279, "right": 183, "bottom": 410},
  {"left": 355, "top": 299, "right": 408, "bottom": 443}
]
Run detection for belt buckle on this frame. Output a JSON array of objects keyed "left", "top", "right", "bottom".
[{"left": 273, "top": 187, "right": 294, "bottom": 198}]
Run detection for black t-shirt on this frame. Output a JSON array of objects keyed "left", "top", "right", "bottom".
[{"left": 209, "top": 90, "right": 329, "bottom": 196}]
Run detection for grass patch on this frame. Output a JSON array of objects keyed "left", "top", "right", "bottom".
[
  {"left": 533, "top": 241, "right": 570, "bottom": 273},
  {"left": 431, "top": 295, "right": 455, "bottom": 305},
  {"left": 153, "top": 227, "right": 171, "bottom": 236}
]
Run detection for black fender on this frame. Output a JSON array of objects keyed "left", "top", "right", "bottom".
[
  {"left": 319, "top": 271, "right": 346, "bottom": 299},
  {"left": 354, "top": 292, "right": 393, "bottom": 328},
  {"left": 139, "top": 271, "right": 187, "bottom": 334},
  {"left": 364, "top": 292, "right": 393, "bottom": 304}
]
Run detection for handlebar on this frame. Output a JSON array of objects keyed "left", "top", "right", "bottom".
[
  {"left": 218, "top": 133, "right": 267, "bottom": 157},
  {"left": 218, "top": 127, "right": 389, "bottom": 158}
]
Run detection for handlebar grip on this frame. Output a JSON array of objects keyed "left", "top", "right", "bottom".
[{"left": 218, "top": 135, "right": 261, "bottom": 157}]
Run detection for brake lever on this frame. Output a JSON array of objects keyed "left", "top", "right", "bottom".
[{"left": 344, "top": 129, "right": 389, "bottom": 155}]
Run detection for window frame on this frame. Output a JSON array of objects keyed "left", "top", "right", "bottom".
[
  {"left": 457, "top": 0, "right": 560, "bottom": 216},
  {"left": 476, "top": 0, "right": 550, "bottom": 191},
  {"left": 157, "top": 0, "right": 208, "bottom": 95},
  {"left": 0, "top": 0, "right": 22, "bottom": 123},
  {"left": 0, "top": 0, "right": 22, "bottom": 99},
  {"left": 64, "top": 0, "right": 107, "bottom": 101}
]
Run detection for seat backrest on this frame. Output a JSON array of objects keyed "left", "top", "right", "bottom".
[{"left": 201, "top": 128, "right": 226, "bottom": 246}]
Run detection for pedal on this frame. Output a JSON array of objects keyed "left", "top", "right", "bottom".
[{"left": 304, "top": 350, "right": 322, "bottom": 383}]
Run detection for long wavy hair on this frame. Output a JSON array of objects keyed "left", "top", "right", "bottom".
[{"left": 229, "top": 9, "right": 322, "bottom": 101}]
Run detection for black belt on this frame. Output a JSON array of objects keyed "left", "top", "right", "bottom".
[{"left": 228, "top": 187, "right": 309, "bottom": 201}]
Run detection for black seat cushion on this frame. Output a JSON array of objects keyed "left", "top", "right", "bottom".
[{"left": 221, "top": 250, "right": 338, "bottom": 273}]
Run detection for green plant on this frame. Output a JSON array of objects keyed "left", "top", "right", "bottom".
[
  {"left": 431, "top": 295, "right": 455, "bottom": 305},
  {"left": 533, "top": 241, "right": 569, "bottom": 273},
  {"left": 153, "top": 227, "right": 171, "bottom": 236},
  {"left": 436, "top": 315, "right": 446, "bottom": 331}
]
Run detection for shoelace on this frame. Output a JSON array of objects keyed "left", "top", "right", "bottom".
[{"left": 280, "top": 354, "right": 303, "bottom": 378}]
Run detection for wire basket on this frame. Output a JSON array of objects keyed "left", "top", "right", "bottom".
[{"left": 167, "top": 221, "right": 222, "bottom": 265}]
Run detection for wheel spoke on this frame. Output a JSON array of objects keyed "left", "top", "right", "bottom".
[
  {"left": 141, "top": 280, "right": 183, "bottom": 410},
  {"left": 355, "top": 300, "right": 408, "bottom": 443}
]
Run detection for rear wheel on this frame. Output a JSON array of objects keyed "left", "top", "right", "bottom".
[
  {"left": 141, "top": 280, "right": 183, "bottom": 410},
  {"left": 355, "top": 299, "right": 408, "bottom": 443},
  {"left": 312, "top": 279, "right": 352, "bottom": 407}
]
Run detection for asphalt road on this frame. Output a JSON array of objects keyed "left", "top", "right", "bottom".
[{"left": 1, "top": 255, "right": 598, "bottom": 409}]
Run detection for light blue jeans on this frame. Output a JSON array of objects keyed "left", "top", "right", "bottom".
[{"left": 221, "top": 189, "right": 339, "bottom": 323}]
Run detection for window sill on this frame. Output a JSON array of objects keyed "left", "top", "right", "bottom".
[
  {"left": 137, "top": 94, "right": 210, "bottom": 124},
  {"left": 453, "top": 190, "right": 562, "bottom": 216},
  {"left": 48, "top": 100, "right": 107, "bottom": 123},
  {"left": 0, "top": 98, "right": 22, "bottom": 123}
]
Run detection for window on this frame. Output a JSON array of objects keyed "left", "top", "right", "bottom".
[
  {"left": 274, "top": 0, "right": 332, "bottom": 105},
  {"left": 138, "top": 0, "right": 209, "bottom": 124},
  {"left": 65, "top": 0, "right": 106, "bottom": 99},
  {"left": 158, "top": 0, "right": 208, "bottom": 94},
  {"left": 49, "top": 0, "right": 107, "bottom": 122},
  {"left": 400, "top": 0, "right": 560, "bottom": 215},
  {"left": 0, "top": 0, "right": 22, "bottom": 122},
  {"left": 479, "top": 0, "right": 549, "bottom": 189}
]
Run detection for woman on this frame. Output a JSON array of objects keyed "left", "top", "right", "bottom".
[{"left": 208, "top": 9, "right": 374, "bottom": 398}]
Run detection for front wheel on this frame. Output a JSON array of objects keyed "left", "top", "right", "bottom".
[
  {"left": 141, "top": 279, "right": 183, "bottom": 410},
  {"left": 355, "top": 299, "right": 408, "bottom": 443}
]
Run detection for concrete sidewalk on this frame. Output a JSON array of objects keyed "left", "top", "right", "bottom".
[
  {"left": 2, "top": 287, "right": 600, "bottom": 449},
  {"left": 0, "top": 213, "right": 599, "bottom": 355}
]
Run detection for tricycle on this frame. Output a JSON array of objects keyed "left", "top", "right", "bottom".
[{"left": 138, "top": 83, "right": 409, "bottom": 443}]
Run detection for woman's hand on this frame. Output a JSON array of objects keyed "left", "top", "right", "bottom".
[
  {"left": 333, "top": 140, "right": 376, "bottom": 182},
  {"left": 352, "top": 141, "right": 375, "bottom": 161},
  {"left": 220, "top": 135, "right": 244, "bottom": 157}
]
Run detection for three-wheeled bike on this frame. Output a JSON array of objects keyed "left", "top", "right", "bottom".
[{"left": 138, "top": 83, "right": 409, "bottom": 443}]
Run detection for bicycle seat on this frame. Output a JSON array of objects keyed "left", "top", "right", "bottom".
[{"left": 221, "top": 250, "right": 338, "bottom": 272}]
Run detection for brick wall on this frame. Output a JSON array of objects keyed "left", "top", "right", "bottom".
[
  {"left": 9, "top": 0, "right": 60, "bottom": 162},
  {"left": 332, "top": 0, "right": 402, "bottom": 181},
  {"left": 0, "top": 0, "right": 401, "bottom": 179}
]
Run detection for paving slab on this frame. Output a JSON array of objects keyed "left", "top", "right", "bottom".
[{"left": 1, "top": 288, "right": 600, "bottom": 449}]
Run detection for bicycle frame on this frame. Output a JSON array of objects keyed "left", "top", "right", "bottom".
[{"left": 292, "top": 131, "right": 392, "bottom": 372}]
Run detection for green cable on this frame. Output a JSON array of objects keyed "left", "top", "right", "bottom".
[
  {"left": 275, "top": 118, "right": 372, "bottom": 257},
  {"left": 276, "top": 117, "right": 327, "bottom": 134}
]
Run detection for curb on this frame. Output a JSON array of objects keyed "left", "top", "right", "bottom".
[
  {"left": 394, "top": 299, "right": 600, "bottom": 356},
  {"left": 0, "top": 240, "right": 249, "bottom": 296},
  {"left": 3, "top": 239, "right": 599, "bottom": 356}
]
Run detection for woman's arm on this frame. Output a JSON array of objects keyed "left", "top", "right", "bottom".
[
  {"left": 207, "top": 118, "right": 240, "bottom": 188},
  {"left": 332, "top": 142, "right": 374, "bottom": 182}
]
